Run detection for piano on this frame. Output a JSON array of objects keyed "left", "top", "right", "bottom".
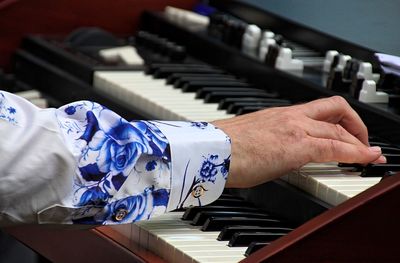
[{"left": 2, "top": 0, "right": 400, "bottom": 262}]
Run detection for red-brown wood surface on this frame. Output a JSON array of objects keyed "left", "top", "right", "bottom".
[
  {"left": 243, "top": 174, "right": 400, "bottom": 263},
  {"left": 98, "top": 226, "right": 166, "bottom": 263},
  {"left": 0, "top": 0, "right": 196, "bottom": 70},
  {"left": 5, "top": 225, "right": 165, "bottom": 263}
]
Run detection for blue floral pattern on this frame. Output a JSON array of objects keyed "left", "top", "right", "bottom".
[
  {"left": 71, "top": 186, "right": 169, "bottom": 224},
  {"left": 56, "top": 101, "right": 171, "bottom": 224},
  {"left": 177, "top": 154, "right": 231, "bottom": 208},
  {"left": 190, "top": 121, "right": 208, "bottom": 129},
  {"left": 0, "top": 91, "right": 232, "bottom": 226},
  {"left": 0, "top": 92, "right": 18, "bottom": 125}
]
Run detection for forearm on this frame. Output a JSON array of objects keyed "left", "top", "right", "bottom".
[{"left": 0, "top": 92, "right": 231, "bottom": 226}]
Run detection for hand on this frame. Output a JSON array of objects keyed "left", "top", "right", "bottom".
[{"left": 212, "top": 96, "right": 386, "bottom": 188}]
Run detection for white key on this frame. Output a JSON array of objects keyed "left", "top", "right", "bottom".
[
  {"left": 134, "top": 211, "right": 246, "bottom": 262},
  {"left": 14, "top": 90, "right": 42, "bottom": 100},
  {"left": 30, "top": 98, "right": 48, "bottom": 108},
  {"left": 282, "top": 162, "right": 381, "bottom": 205},
  {"left": 94, "top": 71, "right": 235, "bottom": 121}
]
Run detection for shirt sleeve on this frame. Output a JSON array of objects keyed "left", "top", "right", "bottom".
[{"left": 0, "top": 91, "right": 231, "bottom": 226}]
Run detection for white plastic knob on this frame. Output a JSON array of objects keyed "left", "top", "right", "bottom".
[
  {"left": 99, "top": 46, "right": 143, "bottom": 65},
  {"left": 358, "top": 80, "right": 388, "bottom": 103},
  {"left": 275, "top": 47, "right": 304, "bottom": 71}
]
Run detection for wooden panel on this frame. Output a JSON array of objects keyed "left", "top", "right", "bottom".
[
  {"left": 0, "top": 0, "right": 196, "bottom": 69},
  {"left": 5, "top": 225, "right": 165, "bottom": 263},
  {"left": 244, "top": 174, "right": 400, "bottom": 262}
]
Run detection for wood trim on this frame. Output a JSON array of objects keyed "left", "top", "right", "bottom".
[
  {"left": 98, "top": 226, "right": 166, "bottom": 263},
  {"left": 5, "top": 226, "right": 141, "bottom": 262},
  {"left": 243, "top": 174, "right": 400, "bottom": 262}
]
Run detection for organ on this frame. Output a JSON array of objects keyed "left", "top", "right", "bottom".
[{"left": 1, "top": 0, "right": 400, "bottom": 262}]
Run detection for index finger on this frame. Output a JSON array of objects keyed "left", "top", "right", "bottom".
[{"left": 300, "top": 96, "right": 369, "bottom": 145}]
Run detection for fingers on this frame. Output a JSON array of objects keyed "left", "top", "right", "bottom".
[
  {"left": 304, "top": 120, "right": 365, "bottom": 147},
  {"left": 301, "top": 96, "right": 369, "bottom": 145},
  {"left": 308, "top": 136, "right": 386, "bottom": 164}
]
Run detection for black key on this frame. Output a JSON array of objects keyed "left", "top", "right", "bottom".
[
  {"left": 153, "top": 68, "right": 225, "bottom": 78},
  {"left": 192, "top": 211, "right": 271, "bottom": 226},
  {"left": 227, "top": 101, "right": 291, "bottom": 114},
  {"left": 380, "top": 146, "right": 400, "bottom": 154},
  {"left": 166, "top": 73, "right": 232, "bottom": 84},
  {"left": 337, "top": 163, "right": 363, "bottom": 170},
  {"left": 218, "top": 97, "right": 283, "bottom": 109},
  {"left": 218, "top": 226, "right": 293, "bottom": 241},
  {"left": 182, "top": 206, "right": 260, "bottom": 221},
  {"left": 369, "top": 141, "right": 393, "bottom": 147},
  {"left": 229, "top": 232, "right": 286, "bottom": 247},
  {"left": 384, "top": 154, "right": 400, "bottom": 164},
  {"left": 368, "top": 136, "right": 391, "bottom": 144},
  {"left": 202, "top": 217, "right": 282, "bottom": 231},
  {"left": 205, "top": 91, "right": 275, "bottom": 103},
  {"left": 173, "top": 76, "right": 237, "bottom": 88},
  {"left": 208, "top": 198, "right": 251, "bottom": 207},
  {"left": 236, "top": 103, "right": 291, "bottom": 114},
  {"left": 218, "top": 193, "right": 243, "bottom": 199},
  {"left": 167, "top": 44, "right": 187, "bottom": 62},
  {"left": 245, "top": 242, "right": 269, "bottom": 256},
  {"left": 361, "top": 164, "right": 400, "bottom": 177},
  {"left": 182, "top": 81, "right": 250, "bottom": 92},
  {"left": 196, "top": 87, "right": 262, "bottom": 99},
  {"left": 145, "top": 63, "right": 211, "bottom": 74},
  {"left": 237, "top": 106, "right": 267, "bottom": 115}
]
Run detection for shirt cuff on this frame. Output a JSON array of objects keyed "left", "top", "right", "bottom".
[{"left": 151, "top": 121, "right": 231, "bottom": 211}]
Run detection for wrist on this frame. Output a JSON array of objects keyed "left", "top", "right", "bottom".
[{"left": 212, "top": 119, "right": 245, "bottom": 188}]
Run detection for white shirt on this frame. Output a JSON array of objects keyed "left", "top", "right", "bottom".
[{"left": 0, "top": 91, "right": 231, "bottom": 226}]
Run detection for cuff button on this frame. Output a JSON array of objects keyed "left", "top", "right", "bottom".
[
  {"left": 113, "top": 209, "right": 128, "bottom": 221},
  {"left": 191, "top": 184, "right": 206, "bottom": 198}
]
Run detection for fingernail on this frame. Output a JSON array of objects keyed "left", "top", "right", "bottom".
[
  {"left": 369, "top": 146, "right": 382, "bottom": 153},
  {"left": 377, "top": 155, "right": 387, "bottom": 163}
]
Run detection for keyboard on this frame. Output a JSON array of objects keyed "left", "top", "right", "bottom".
[
  {"left": 0, "top": 71, "right": 50, "bottom": 108},
  {"left": 282, "top": 162, "right": 381, "bottom": 206},
  {"left": 93, "top": 70, "right": 235, "bottom": 122},
  {"left": 94, "top": 50, "right": 397, "bottom": 261},
  {"left": 110, "top": 193, "right": 297, "bottom": 263}
]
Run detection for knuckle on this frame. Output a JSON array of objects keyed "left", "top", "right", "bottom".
[
  {"left": 327, "top": 139, "right": 342, "bottom": 161},
  {"left": 318, "top": 139, "right": 338, "bottom": 161},
  {"left": 308, "top": 139, "right": 325, "bottom": 163},
  {"left": 334, "top": 124, "right": 346, "bottom": 138},
  {"left": 285, "top": 122, "right": 307, "bottom": 142},
  {"left": 330, "top": 96, "right": 349, "bottom": 108}
]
